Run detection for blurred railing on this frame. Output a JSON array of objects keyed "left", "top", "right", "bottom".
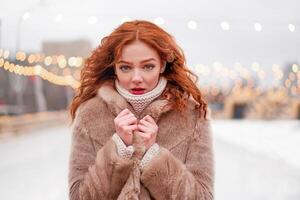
[{"left": 0, "top": 111, "right": 69, "bottom": 136}]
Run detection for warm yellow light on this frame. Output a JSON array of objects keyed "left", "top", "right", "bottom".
[
  {"left": 14, "top": 65, "right": 20, "bottom": 75},
  {"left": 16, "top": 51, "right": 26, "bottom": 61},
  {"left": 68, "top": 57, "right": 77, "bottom": 67},
  {"left": 65, "top": 76, "right": 74, "bottom": 85},
  {"left": 18, "top": 66, "right": 24, "bottom": 75},
  {"left": 213, "top": 61, "right": 223, "bottom": 72},
  {"left": 75, "top": 57, "right": 83, "bottom": 67},
  {"left": 0, "top": 58, "right": 4, "bottom": 67},
  {"left": 20, "top": 52, "right": 26, "bottom": 61},
  {"left": 28, "top": 54, "right": 36, "bottom": 63},
  {"left": 8, "top": 63, "right": 14, "bottom": 72},
  {"left": 44, "top": 56, "right": 52, "bottom": 66},
  {"left": 58, "top": 55, "right": 67, "bottom": 68},
  {"left": 3, "top": 50, "right": 10, "bottom": 59},
  {"left": 251, "top": 62, "right": 260, "bottom": 72},
  {"left": 34, "top": 65, "right": 43, "bottom": 75},
  {"left": 0, "top": 49, "right": 3, "bottom": 58},
  {"left": 35, "top": 54, "right": 42, "bottom": 62},
  {"left": 4, "top": 61, "right": 10, "bottom": 70},
  {"left": 292, "top": 64, "right": 299, "bottom": 73}
]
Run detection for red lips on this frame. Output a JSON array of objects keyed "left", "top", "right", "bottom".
[{"left": 131, "top": 88, "right": 145, "bottom": 95}]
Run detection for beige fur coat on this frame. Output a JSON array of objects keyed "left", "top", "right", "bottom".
[{"left": 68, "top": 80, "right": 215, "bottom": 200}]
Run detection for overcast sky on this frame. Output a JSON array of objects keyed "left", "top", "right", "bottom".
[{"left": 0, "top": 0, "right": 299, "bottom": 69}]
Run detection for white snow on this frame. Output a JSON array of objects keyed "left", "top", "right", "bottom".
[{"left": 0, "top": 120, "right": 299, "bottom": 200}]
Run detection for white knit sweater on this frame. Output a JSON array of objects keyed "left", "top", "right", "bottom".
[{"left": 112, "top": 77, "right": 167, "bottom": 169}]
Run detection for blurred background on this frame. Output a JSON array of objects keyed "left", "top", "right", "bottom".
[{"left": 0, "top": 0, "right": 299, "bottom": 199}]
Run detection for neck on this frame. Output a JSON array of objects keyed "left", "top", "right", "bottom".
[{"left": 115, "top": 77, "right": 168, "bottom": 114}]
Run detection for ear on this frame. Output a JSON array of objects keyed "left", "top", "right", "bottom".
[{"left": 160, "top": 61, "right": 166, "bottom": 73}]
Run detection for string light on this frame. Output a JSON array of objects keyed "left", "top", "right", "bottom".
[
  {"left": 22, "top": 11, "right": 30, "bottom": 21},
  {"left": 254, "top": 22, "right": 262, "bottom": 32},
  {"left": 0, "top": 49, "right": 297, "bottom": 97},
  {"left": 68, "top": 57, "right": 77, "bottom": 67},
  {"left": 187, "top": 20, "right": 197, "bottom": 30},
  {"left": 28, "top": 54, "right": 36, "bottom": 63},
  {"left": 220, "top": 21, "right": 230, "bottom": 31},
  {"left": 251, "top": 62, "right": 260, "bottom": 72},
  {"left": 55, "top": 14, "right": 63, "bottom": 23},
  {"left": 288, "top": 24, "right": 295, "bottom": 32},
  {"left": 3, "top": 50, "right": 10, "bottom": 59},
  {"left": 0, "top": 59, "right": 80, "bottom": 89},
  {"left": 292, "top": 64, "right": 298, "bottom": 73}
]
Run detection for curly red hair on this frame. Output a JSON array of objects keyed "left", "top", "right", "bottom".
[{"left": 69, "top": 20, "right": 208, "bottom": 121}]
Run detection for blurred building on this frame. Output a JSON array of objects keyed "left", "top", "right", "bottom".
[{"left": 0, "top": 39, "right": 91, "bottom": 115}]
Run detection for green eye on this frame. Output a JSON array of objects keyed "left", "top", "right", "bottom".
[
  {"left": 120, "top": 65, "right": 131, "bottom": 72},
  {"left": 144, "top": 64, "right": 155, "bottom": 70}
]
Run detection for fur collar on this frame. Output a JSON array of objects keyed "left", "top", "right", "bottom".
[{"left": 97, "top": 79, "right": 173, "bottom": 122}]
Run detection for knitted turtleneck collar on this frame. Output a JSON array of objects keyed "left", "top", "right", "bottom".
[{"left": 115, "top": 77, "right": 168, "bottom": 114}]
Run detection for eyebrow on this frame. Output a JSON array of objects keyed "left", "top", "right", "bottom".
[{"left": 116, "top": 58, "right": 157, "bottom": 64}]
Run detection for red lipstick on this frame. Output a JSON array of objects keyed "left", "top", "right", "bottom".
[{"left": 131, "top": 88, "right": 145, "bottom": 95}]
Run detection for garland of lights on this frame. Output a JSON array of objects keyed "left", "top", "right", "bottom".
[
  {"left": 0, "top": 58, "right": 80, "bottom": 89},
  {"left": 0, "top": 49, "right": 299, "bottom": 95}
]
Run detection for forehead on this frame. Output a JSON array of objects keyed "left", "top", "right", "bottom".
[{"left": 117, "top": 40, "right": 161, "bottom": 62}]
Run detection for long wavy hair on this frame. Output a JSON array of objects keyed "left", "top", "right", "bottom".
[{"left": 69, "top": 20, "right": 208, "bottom": 121}]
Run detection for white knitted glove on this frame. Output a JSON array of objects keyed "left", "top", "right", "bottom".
[
  {"left": 139, "top": 143, "right": 160, "bottom": 170},
  {"left": 112, "top": 133, "right": 134, "bottom": 159}
]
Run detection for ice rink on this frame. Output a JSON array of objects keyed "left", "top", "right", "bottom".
[{"left": 0, "top": 120, "right": 299, "bottom": 200}]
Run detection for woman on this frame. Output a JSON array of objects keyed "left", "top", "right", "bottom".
[{"left": 69, "top": 20, "right": 214, "bottom": 200}]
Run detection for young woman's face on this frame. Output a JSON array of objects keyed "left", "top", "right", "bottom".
[{"left": 115, "top": 40, "right": 164, "bottom": 95}]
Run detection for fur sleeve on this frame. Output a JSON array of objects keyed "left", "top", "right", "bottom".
[
  {"left": 140, "top": 118, "right": 214, "bottom": 200},
  {"left": 68, "top": 107, "right": 134, "bottom": 200}
]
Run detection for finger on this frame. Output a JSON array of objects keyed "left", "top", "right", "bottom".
[
  {"left": 120, "top": 116, "right": 138, "bottom": 126},
  {"left": 126, "top": 124, "right": 139, "bottom": 132},
  {"left": 143, "top": 115, "right": 155, "bottom": 123},
  {"left": 136, "top": 131, "right": 151, "bottom": 139},
  {"left": 116, "top": 109, "right": 131, "bottom": 119},
  {"left": 119, "top": 113, "right": 136, "bottom": 122},
  {"left": 139, "top": 118, "right": 153, "bottom": 127},
  {"left": 137, "top": 124, "right": 152, "bottom": 133}
]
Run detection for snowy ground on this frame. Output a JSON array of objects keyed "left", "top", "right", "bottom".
[{"left": 0, "top": 120, "right": 299, "bottom": 200}]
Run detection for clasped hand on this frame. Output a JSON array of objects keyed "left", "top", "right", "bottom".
[{"left": 114, "top": 108, "right": 158, "bottom": 150}]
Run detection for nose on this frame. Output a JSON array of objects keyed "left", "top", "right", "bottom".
[{"left": 132, "top": 69, "right": 143, "bottom": 83}]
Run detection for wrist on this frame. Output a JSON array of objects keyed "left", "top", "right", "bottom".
[
  {"left": 140, "top": 143, "right": 160, "bottom": 170},
  {"left": 112, "top": 133, "right": 134, "bottom": 159}
]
